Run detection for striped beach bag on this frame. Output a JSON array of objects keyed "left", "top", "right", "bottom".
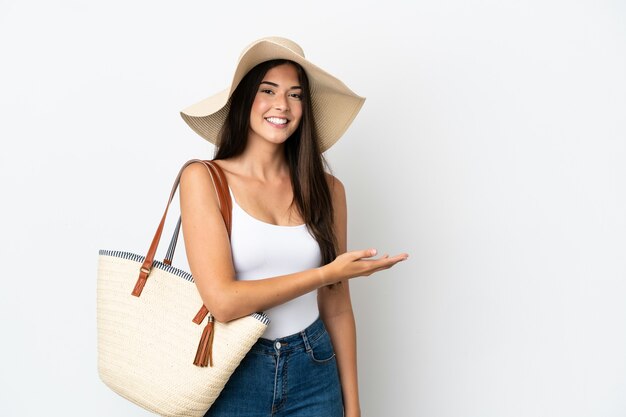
[{"left": 97, "top": 159, "right": 269, "bottom": 416}]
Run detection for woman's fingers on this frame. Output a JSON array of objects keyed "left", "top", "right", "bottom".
[
  {"left": 357, "top": 253, "right": 407, "bottom": 275},
  {"left": 373, "top": 254, "right": 407, "bottom": 268},
  {"left": 351, "top": 248, "right": 377, "bottom": 260},
  {"left": 327, "top": 249, "right": 409, "bottom": 283},
  {"left": 349, "top": 248, "right": 408, "bottom": 261}
]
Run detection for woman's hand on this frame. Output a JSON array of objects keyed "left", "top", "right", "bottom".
[{"left": 319, "top": 248, "right": 409, "bottom": 285}]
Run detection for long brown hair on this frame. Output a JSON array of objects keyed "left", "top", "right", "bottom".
[{"left": 214, "top": 59, "right": 338, "bottom": 268}]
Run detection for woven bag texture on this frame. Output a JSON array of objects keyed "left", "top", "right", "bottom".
[{"left": 97, "top": 251, "right": 269, "bottom": 417}]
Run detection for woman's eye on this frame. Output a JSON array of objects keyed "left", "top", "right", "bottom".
[
  {"left": 290, "top": 93, "right": 302, "bottom": 100},
  {"left": 260, "top": 89, "right": 274, "bottom": 95}
]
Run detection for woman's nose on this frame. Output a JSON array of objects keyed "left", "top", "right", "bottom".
[{"left": 274, "top": 94, "right": 289, "bottom": 111}]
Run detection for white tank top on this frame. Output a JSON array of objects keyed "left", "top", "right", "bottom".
[{"left": 228, "top": 186, "right": 322, "bottom": 339}]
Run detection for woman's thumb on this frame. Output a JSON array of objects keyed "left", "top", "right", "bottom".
[{"left": 356, "top": 248, "right": 377, "bottom": 259}]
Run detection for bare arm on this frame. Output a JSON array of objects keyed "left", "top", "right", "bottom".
[
  {"left": 318, "top": 174, "right": 361, "bottom": 417},
  {"left": 180, "top": 162, "right": 407, "bottom": 323}
]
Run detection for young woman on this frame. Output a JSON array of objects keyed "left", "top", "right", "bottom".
[{"left": 179, "top": 37, "right": 408, "bottom": 417}]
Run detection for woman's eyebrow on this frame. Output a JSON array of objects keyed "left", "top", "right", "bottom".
[{"left": 260, "top": 81, "right": 302, "bottom": 89}]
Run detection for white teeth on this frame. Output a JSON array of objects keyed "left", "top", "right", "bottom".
[{"left": 266, "top": 117, "right": 288, "bottom": 125}]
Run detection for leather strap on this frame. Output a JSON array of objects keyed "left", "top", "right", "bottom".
[
  {"left": 207, "top": 160, "right": 233, "bottom": 234},
  {"left": 190, "top": 161, "right": 233, "bottom": 323},
  {"left": 163, "top": 162, "right": 233, "bottom": 265},
  {"left": 132, "top": 159, "right": 232, "bottom": 297}
]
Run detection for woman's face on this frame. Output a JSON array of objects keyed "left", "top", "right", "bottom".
[{"left": 248, "top": 63, "right": 303, "bottom": 147}]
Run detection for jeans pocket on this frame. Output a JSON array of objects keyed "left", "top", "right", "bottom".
[{"left": 307, "top": 331, "right": 336, "bottom": 364}]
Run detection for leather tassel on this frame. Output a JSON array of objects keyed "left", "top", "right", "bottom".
[
  {"left": 192, "top": 305, "right": 209, "bottom": 324},
  {"left": 193, "top": 315, "right": 214, "bottom": 367},
  {"left": 207, "top": 322, "right": 215, "bottom": 367}
]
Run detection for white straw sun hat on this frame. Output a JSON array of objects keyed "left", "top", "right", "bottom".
[{"left": 180, "top": 37, "right": 365, "bottom": 153}]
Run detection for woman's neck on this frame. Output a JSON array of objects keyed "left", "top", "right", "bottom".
[{"left": 228, "top": 138, "right": 289, "bottom": 183}]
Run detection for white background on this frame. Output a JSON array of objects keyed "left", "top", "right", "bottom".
[{"left": 1, "top": 1, "right": 625, "bottom": 416}]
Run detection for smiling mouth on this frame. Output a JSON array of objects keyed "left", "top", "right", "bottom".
[{"left": 265, "top": 117, "right": 289, "bottom": 125}]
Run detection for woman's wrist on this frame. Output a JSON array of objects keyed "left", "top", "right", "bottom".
[
  {"left": 316, "top": 264, "right": 335, "bottom": 286},
  {"left": 316, "top": 266, "right": 327, "bottom": 287}
]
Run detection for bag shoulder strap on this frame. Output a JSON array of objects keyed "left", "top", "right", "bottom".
[
  {"left": 205, "top": 160, "right": 232, "bottom": 235},
  {"left": 131, "top": 159, "right": 232, "bottom": 297}
]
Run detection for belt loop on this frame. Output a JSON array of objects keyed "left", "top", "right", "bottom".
[{"left": 300, "top": 329, "right": 312, "bottom": 353}]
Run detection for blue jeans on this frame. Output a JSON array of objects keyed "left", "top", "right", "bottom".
[{"left": 205, "top": 316, "right": 343, "bottom": 416}]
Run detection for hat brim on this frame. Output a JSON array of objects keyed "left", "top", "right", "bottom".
[{"left": 180, "top": 38, "right": 365, "bottom": 153}]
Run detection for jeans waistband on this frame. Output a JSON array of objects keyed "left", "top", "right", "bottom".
[{"left": 250, "top": 316, "right": 326, "bottom": 354}]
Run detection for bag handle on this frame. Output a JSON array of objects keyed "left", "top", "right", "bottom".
[
  {"left": 131, "top": 159, "right": 232, "bottom": 297},
  {"left": 163, "top": 160, "right": 232, "bottom": 265}
]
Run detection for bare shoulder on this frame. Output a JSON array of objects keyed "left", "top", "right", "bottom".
[
  {"left": 323, "top": 172, "right": 347, "bottom": 252},
  {"left": 179, "top": 161, "right": 219, "bottom": 205},
  {"left": 324, "top": 172, "right": 346, "bottom": 205},
  {"left": 180, "top": 161, "right": 213, "bottom": 186},
  {"left": 181, "top": 160, "right": 210, "bottom": 176}
]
